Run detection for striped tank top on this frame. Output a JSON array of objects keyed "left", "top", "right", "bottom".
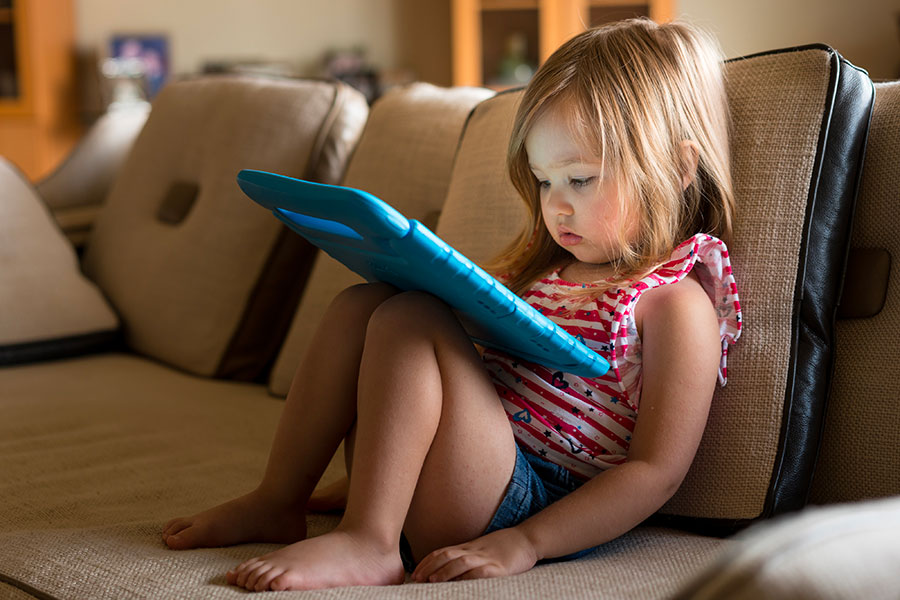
[{"left": 482, "top": 233, "right": 742, "bottom": 480}]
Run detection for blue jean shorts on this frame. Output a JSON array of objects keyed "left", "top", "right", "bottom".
[{"left": 400, "top": 442, "right": 596, "bottom": 571}]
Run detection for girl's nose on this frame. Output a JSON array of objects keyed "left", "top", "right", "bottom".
[{"left": 547, "top": 189, "right": 574, "bottom": 215}]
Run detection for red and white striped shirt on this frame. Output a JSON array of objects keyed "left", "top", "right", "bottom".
[{"left": 483, "top": 234, "right": 742, "bottom": 480}]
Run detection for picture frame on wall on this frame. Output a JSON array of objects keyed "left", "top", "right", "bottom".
[{"left": 109, "top": 34, "right": 169, "bottom": 98}]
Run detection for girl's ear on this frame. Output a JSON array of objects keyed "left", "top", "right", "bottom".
[{"left": 680, "top": 140, "right": 700, "bottom": 190}]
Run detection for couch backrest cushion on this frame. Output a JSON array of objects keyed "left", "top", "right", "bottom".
[
  {"left": 0, "top": 158, "right": 119, "bottom": 364},
  {"left": 809, "top": 81, "right": 900, "bottom": 504},
  {"left": 82, "top": 76, "right": 368, "bottom": 378},
  {"left": 268, "top": 83, "right": 493, "bottom": 396},
  {"left": 436, "top": 46, "right": 873, "bottom": 534},
  {"left": 36, "top": 105, "right": 151, "bottom": 212}
]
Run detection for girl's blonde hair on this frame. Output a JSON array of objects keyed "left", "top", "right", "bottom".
[{"left": 492, "top": 18, "right": 735, "bottom": 296}]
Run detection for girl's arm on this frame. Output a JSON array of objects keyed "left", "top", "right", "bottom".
[{"left": 412, "top": 275, "right": 722, "bottom": 581}]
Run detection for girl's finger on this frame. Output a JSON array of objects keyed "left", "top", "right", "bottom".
[
  {"left": 426, "top": 554, "right": 482, "bottom": 583},
  {"left": 413, "top": 544, "right": 469, "bottom": 582},
  {"left": 412, "top": 549, "right": 449, "bottom": 582}
]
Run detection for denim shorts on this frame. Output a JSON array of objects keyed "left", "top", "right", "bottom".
[{"left": 399, "top": 442, "right": 596, "bottom": 572}]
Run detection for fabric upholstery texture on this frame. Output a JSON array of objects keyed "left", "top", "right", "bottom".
[
  {"left": 0, "top": 583, "right": 37, "bottom": 600},
  {"left": 809, "top": 81, "right": 900, "bottom": 504},
  {"left": 436, "top": 91, "right": 528, "bottom": 262},
  {"left": 435, "top": 47, "right": 866, "bottom": 529},
  {"left": 216, "top": 81, "right": 369, "bottom": 382},
  {"left": 0, "top": 354, "right": 727, "bottom": 600},
  {"left": 269, "top": 83, "right": 493, "bottom": 396},
  {"left": 672, "top": 495, "right": 900, "bottom": 600},
  {"left": 36, "top": 106, "right": 150, "bottom": 247},
  {"left": 661, "top": 48, "right": 831, "bottom": 522},
  {"left": 0, "top": 157, "right": 119, "bottom": 363},
  {"left": 82, "top": 77, "right": 367, "bottom": 378},
  {"left": 36, "top": 105, "right": 151, "bottom": 212}
]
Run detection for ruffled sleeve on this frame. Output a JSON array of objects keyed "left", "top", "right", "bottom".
[{"left": 669, "top": 234, "right": 743, "bottom": 384}]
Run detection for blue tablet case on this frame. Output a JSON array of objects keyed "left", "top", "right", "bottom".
[{"left": 237, "top": 169, "right": 609, "bottom": 377}]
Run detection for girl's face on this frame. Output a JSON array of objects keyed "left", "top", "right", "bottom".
[{"left": 525, "top": 103, "right": 636, "bottom": 268}]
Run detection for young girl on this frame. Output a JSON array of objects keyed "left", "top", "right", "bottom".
[{"left": 162, "top": 18, "right": 741, "bottom": 592}]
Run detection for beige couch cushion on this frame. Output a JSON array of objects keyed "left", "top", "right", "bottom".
[
  {"left": 672, "top": 495, "right": 900, "bottom": 600},
  {"left": 37, "top": 105, "right": 151, "bottom": 212},
  {"left": 436, "top": 47, "right": 871, "bottom": 530},
  {"left": 0, "top": 158, "right": 118, "bottom": 363},
  {"left": 36, "top": 105, "right": 151, "bottom": 248},
  {"left": 82, "top": 77, "right": 367, "bottom": 379},
  {"left": 0, "top": 355, "right": 729, "bottom": 598},
  {"left": 269, "top": 83, "right": 493, "bottom": 396},
  {"left": 810, "top": 81, "right": 900, "bottom": 504},
  {"left": 436, "top": 90, "right": 528, "bottom": 262},
  {"left": 0, "top": 583, "right": 36, "bottom": 599}
]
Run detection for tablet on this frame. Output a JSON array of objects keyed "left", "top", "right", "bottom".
[{"left": 237, "top": 169, "right": 609, "bottom": 377}]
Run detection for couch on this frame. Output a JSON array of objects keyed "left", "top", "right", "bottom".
[{"left": 1, "top": 43, "right": 898, "bottom": 599}]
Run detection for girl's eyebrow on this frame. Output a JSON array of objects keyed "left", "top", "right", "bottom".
[{"left": 530, "top": 157, "right": 600, "bottom": 170}]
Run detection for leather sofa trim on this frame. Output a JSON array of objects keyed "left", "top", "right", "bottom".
[
  {"left": 0, "top": 330, "right": 122, "bottom": 367},
  {"left": 765, "top": 46, "right": 874, "bottom": 518}
]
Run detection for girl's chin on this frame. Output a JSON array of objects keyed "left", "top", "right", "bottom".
[{"left": 565, "top": 249, "right": 611, "bottom": 266}]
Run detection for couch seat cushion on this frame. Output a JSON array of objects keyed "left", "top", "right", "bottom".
[{"left": 0, "top": 355, "right": 729, "bottom": 599}]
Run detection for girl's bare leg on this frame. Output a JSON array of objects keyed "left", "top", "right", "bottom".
[
  {"left": 306, "top": 476, "right": 349, "bottom": 513},
  {"left": 161, "top": 283, "right": 399, "bottom": 550},
  {"left": 227, "top": 291, "right": 517, "bottom": 592}
]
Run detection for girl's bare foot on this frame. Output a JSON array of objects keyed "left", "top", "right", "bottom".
[
  {"left": 226, "top": 529, "right": 405, "bottom": 591},
  {"left": 162, "top": 489, "right": 308, "bottom": 550}
]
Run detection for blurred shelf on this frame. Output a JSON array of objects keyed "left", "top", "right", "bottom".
[
  {"left": 452, "top": 0, "right": 675, "bottom": 87},
  {"left": 0, "top": 0, "right": 81, "bottom": 180}
]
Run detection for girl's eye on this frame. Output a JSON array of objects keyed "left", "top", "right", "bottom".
[
  {"left": 538, "top": 180, "right": 551, "bottom": 190},
  {"left": 570, "top": 177, "right": 595, "bottom": 189}
]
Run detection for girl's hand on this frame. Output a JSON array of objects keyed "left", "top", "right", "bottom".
[{"left": 411, "top": 527, "right": 539, "bottom": 583}]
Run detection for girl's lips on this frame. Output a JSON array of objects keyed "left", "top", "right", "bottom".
[{"left": 558, "top": 232, "right": 583, "bottom": 246}]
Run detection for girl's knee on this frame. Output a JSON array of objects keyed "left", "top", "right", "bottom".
[
  {"left": 367, "top": 291, "right": 451, "bottom": 333},
  {"left": 330, "top": 282, "right": 398, "bottom": 315}
]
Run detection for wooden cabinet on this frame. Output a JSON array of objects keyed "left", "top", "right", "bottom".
[
  {"left": 452, "top": 0, "right": 675, "bottom": 87},
  {"left": 0, "top": 0, "right": 80, "bottom": 180}
]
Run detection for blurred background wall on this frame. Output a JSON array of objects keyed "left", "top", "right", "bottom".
[{"left": 74, "top": 0, "right": 899, "bottom": 86}]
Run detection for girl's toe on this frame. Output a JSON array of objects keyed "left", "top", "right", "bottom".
[
  {"left": 254, "top": 567, "right": 283, "bottom": 592},
  {"left": 269, "top": 573, "right": 294, "bottom": 592}
]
